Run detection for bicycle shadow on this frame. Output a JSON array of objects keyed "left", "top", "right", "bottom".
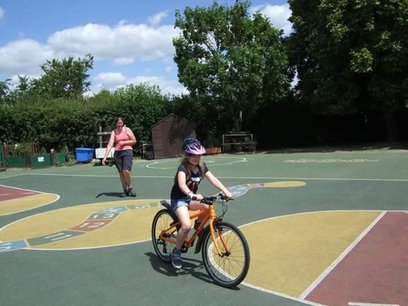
[
  {"left": 95, "top": 192, "right": 124, "bottom": 198},
  {"left": 145, "top": 251, "right": 241, "bottom": 289}
]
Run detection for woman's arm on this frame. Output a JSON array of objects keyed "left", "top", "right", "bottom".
[
  {"left": 205, "top": 171, "right": 233, "bottom": 198},
  {"left": 102, "top": 131, "right": 115, "bottom": 165},
  {"left": 125, "top": 127, "right": 137, "bottom": 146}
]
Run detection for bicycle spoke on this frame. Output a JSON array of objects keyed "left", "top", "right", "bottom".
[
  {"left": 152, "top": 209, "right": 175, "bottom": 263},
  {"left": 202, "top": 222, "right": 250, "bottom": 287}
]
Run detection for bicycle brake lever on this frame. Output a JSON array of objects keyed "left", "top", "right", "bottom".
[
  {"left": 192, "top": 196, "right": 211, "bottom": 204},
  {"left": 219, "top": 193, "right": 234, "bottom": 201}
]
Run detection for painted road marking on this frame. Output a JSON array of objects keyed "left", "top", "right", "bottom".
[
  {"left": 0, "top": 200, "right": 162, "bottom": 251},
  {"left": 0, "top": 181, "right": 294, "bottom": 251},
  {"left": 241, "top": 282, "right": 321, "bottom": 306},
  {"left": 305, "top": 211, "right": 407, "bottom": 306},
  {"left": 348, "top": 303, "right": 400, "bottom": 306},
  {"left": 9, "top": 172, "right": 408, "bottom": 182},
  {"left": 284, "top": 158, "right": 379, "bottom": 163},
  {"left": 0, "top": 181, "right": 405, "bottom": 305},
  {"left": 146, "top": 156, "right": 248, "bottom": 169},
  {"left": 299, "top": 211, "right": 386, "bottom": 299},
  {"left": 0, "top": 182, "right": 303, "bottom": 251},
  {"left": 0, "top": 185, "right": 59, "bottom": 216},
  {"left": 0, "top": 240, "right": 27, "bottom": 251},
  {"left": 241, "top": 211, "right": 383, "bottom": 298}
]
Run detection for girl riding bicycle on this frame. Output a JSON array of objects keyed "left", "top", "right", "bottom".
[{"left": 170, "top": 138, "right": 233, "bottom": 269}]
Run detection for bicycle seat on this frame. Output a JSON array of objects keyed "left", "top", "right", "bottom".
[
  {"left": 160, "top": 200, "right": 171, "bottom": 209},
  {"left": 160, "top": 200, "right": 179, "bottom": 222}
]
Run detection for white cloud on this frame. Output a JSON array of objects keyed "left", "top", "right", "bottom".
[
  {"left": 93, "top": 72, "right": 126, "bottom": 93},
  {"left": 113, "top": 57, "right": 134, "bottom": 65},
  {"left": 94, "top": 72, "right": 126, "bottom": 86},
  {"left": 148, "top": 11, "right": 168, "bottom": 27},
  {"left": 91, "top": 74, "right": 186, "bottom": 96},
  {"left": 47, "top": 22, "right": 179, "bottom": 62},
  {"left": 127, "top": 75, "right": 187, "bottom": 96},
  {"left": 0, "top": 39, "right": 55, "bottom": 75},
  {"left": 251, "top": 4, "right": 293, "bottom": 36},
  {"left": 0, "top": 7, "right": 5, "bottom": 20},
  {"left": 0, "top": 18, "right": 187, "bottom": 95}
]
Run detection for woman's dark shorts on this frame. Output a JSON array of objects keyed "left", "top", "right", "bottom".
[{"left": 114, "top": 149, "right": 133, "bottom": 172}]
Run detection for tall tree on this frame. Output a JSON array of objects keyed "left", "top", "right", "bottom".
[
  {"left": 287, "top": 0, "right": 408, "bottom": 140},
  {"left": 111, "top": 83, "right": 168, "bottom": 142},
  {"left": 0, "top": 79, "right": 12, "bottom": 104},
  {"left": 173, "top": 0, "right": 289, "bottom": 132},
  {"left": 31, "top": 54, "right": 94, "bottom": 99}
]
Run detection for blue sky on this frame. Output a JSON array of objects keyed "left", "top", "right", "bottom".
[{"left": 0, "top": 0, "right": 292, "bottom": 96}]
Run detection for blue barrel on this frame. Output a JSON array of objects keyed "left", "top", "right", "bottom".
[{"left": 75, "top": 148, "right": 94, "bottom": 162}]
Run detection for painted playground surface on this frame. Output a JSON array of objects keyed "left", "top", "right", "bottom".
[{"left": 0, "top": 150, "right": 407, "bottom": 306}]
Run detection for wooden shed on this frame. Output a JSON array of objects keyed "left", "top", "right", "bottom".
[{"left": 151, "top": 113, "right": 196, "bottom": 159}]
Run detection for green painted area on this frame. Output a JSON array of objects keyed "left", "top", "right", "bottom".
[
  {"left": 27, "top": 230, "right": 84, "bottom": 246},
  {"left": 0, "top": 149, "right": 407, "bottom": 306}
]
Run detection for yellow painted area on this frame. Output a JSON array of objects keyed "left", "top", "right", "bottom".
[
  {"left": 0, "top": 200, "right": 161, "bottom": 249},
  {"left": 0, "top": 195, "right": 384, "bottom": 300},
  {"left": 264, "top": 181, "right": 306, "bottom": 188},
  {"left": 0, "top": 193, "right": 59, "bottom": 216},
  {"left": 241, "top": 211, "right": 381, "bottom": 297}
]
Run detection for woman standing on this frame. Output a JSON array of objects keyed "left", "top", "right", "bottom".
[{"left": 102, "top": 117, "right": 137, "bottom": 197}]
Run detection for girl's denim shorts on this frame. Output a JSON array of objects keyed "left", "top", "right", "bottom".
[{"left": 170, "top": 198, "right": 190, "bottom": 212}]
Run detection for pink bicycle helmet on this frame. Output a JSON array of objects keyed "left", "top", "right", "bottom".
[{"left": 182, "top": 138, "right": 206, "bottom": 155}]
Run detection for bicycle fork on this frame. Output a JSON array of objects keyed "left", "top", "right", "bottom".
[
  {"left": 209, "top": 221, "right": 231, "bottom": 257},
  {"left": 206, "top": 206, "right": 231, "bottom": 257}
]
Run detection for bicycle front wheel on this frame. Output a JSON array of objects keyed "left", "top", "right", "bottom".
[
  {"left": 202, "top": 221, "right": 250, "bottom": 288},
  {"left": 151, "top": 209, "right": 175, "bottom": 263}
]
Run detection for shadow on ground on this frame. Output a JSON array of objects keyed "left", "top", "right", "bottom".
[
  {"left": 145, "top": 251, "right": 240, "bottom": 290},
  {"left": 96, "top": 191, "right": 124, "bottom": 198}
]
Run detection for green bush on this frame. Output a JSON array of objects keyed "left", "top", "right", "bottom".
[{"left": 0, "top": 83, "right": 169, "bottom": 155}]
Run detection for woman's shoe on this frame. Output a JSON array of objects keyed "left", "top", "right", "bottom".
[{"left": 127, "top": 188, "right": 136, "bottom": 197}]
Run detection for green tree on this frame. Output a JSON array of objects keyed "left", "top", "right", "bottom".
[
  {"left": 287, "top": 0, "right": 408, "bottom": 140},
  {"left": 111, "top": 83, "right": 168, "bottom": 142},
  {"left": 0, "top": 79, "right": 12, "bottom": 104},
  {"left": 10, "top": 75, "right": 36, "bottom": 103},
  {"left": 31, "top": 54, "right": 94, "bottom": 99},
  {"left": 173, "top": 0, "right": 290, "bottom": 132}
]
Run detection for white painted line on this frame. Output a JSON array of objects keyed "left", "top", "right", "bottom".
[
  {"left": 0, "top": 173, "right": 28, "bottom": 180},
  {"left": 348, "top": 303, "right": 399, "bottom": 306},
  {"left": 10, "top": 173, "right": 408, "bottom": 182},
  {"left": 216, "top": 176, "right": 408, "bottom": 182},
  {"left": 298, "top": 211, "right": 387, "bottom": 299},
  {"left": 242, "top": 282, "right": 324, "bottom": 306},
  {"left": 145, "top": 156, "right": 248, "bottom": 169},
  {"left": 27, "top": 238, "right": 151, "bottom": 251},
  {"left": 0, "top": 184, "right": 43, "bottom": 194}
]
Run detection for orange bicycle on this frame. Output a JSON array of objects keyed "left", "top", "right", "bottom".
[{"left": 151, "top": 194, "right": 250, "bottom": 288}]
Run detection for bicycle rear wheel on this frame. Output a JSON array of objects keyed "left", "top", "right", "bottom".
[
  {"left": 202, "top": 221, "right": 250, "bottom": 288},
  {"left": 151, "top": 209, "right": 175, "bottom": 263}
]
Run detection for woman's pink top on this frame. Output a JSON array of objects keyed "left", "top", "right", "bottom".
[{"left": 114, "top": 127, "right": 133, "bottom": 151}]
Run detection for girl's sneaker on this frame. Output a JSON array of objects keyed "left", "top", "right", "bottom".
[{"left": 171, "top": 248, "right": 183, "bottom": 269}]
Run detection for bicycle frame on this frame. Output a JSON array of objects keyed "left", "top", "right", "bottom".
[
  {"left": 152, "top": 195, "right": 250, "bottom": 287},
  {"left": 159, "top": 201, "right": 228, "bottom": 256}
]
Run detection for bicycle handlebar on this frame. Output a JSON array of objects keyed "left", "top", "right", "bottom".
[{"left": 192, "top": 193, "right": 233, "bottom": 204}]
